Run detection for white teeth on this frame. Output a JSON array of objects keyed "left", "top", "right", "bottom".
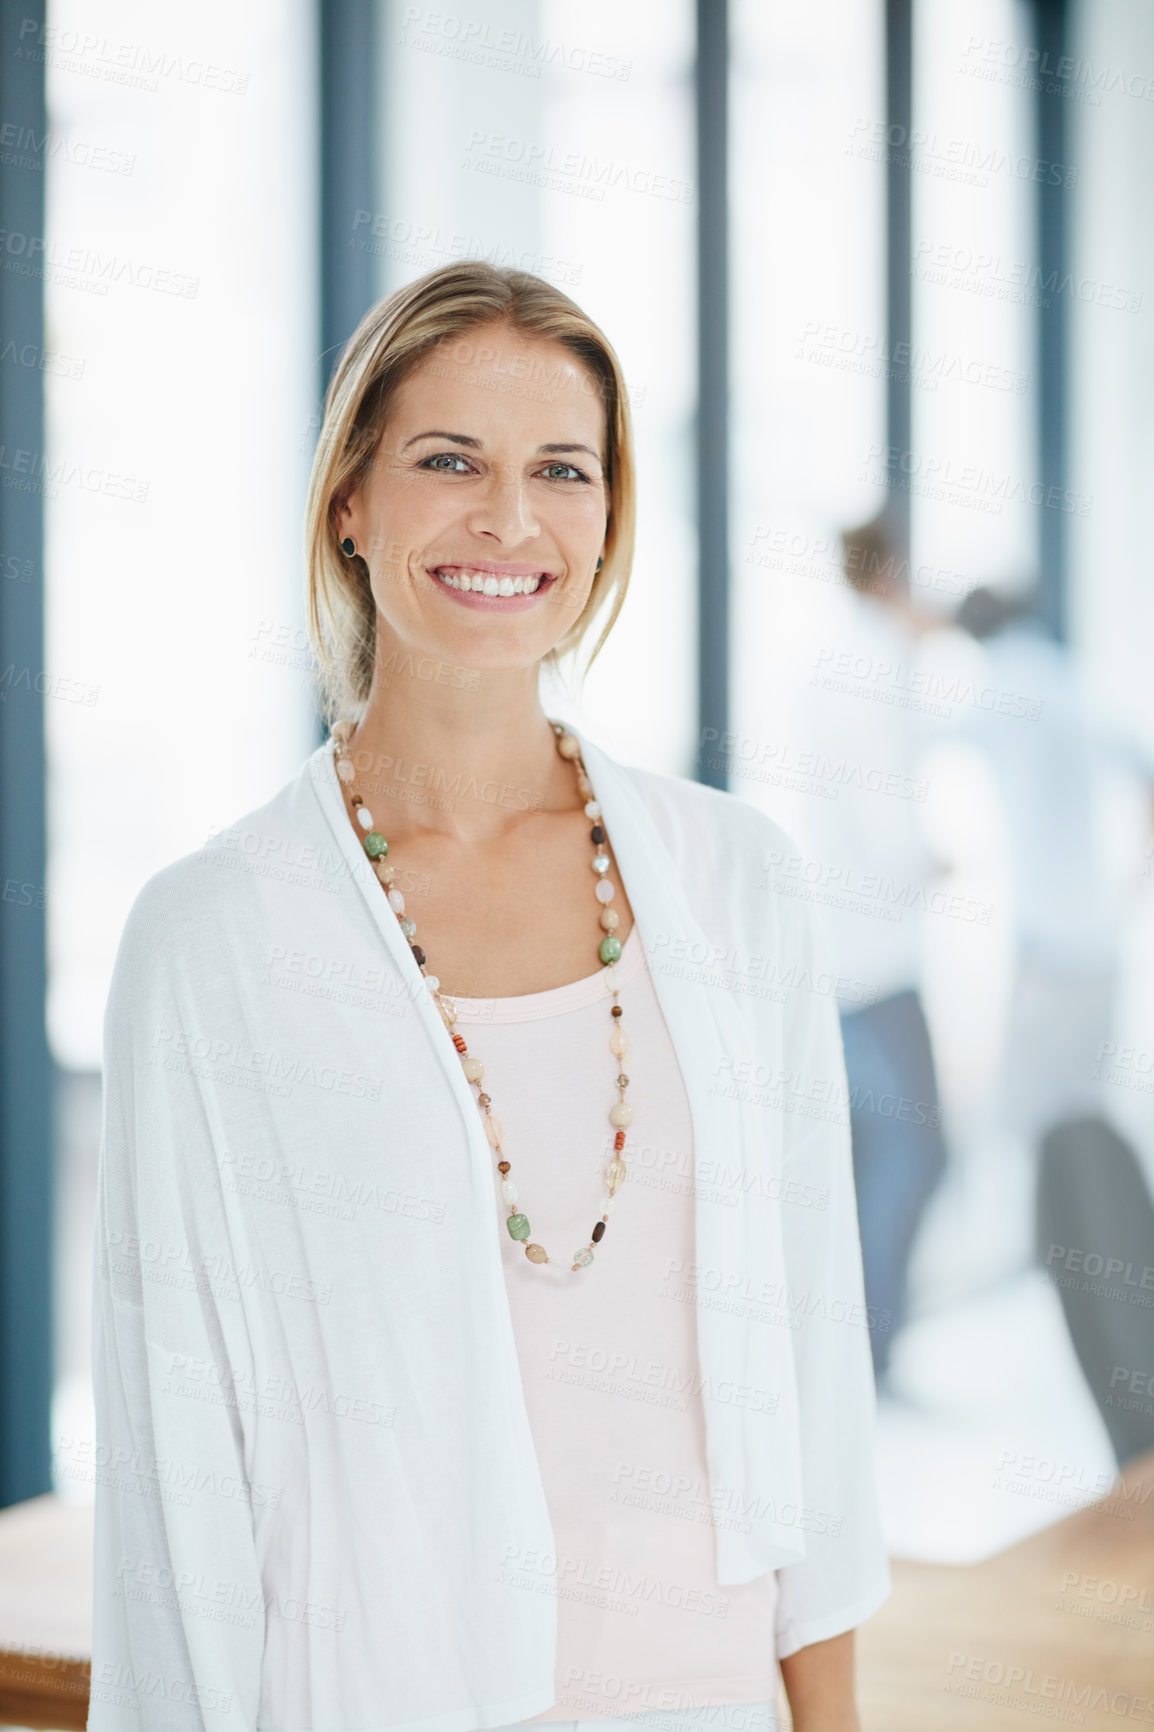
[{"left": 435, "top": 568, "right": 548, "bottom": 596}]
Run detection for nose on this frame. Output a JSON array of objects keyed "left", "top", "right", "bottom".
[{"left": 466, "top": 462, "right": 541, "bottom": 547}]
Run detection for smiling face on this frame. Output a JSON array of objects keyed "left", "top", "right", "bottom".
[{"left": 335, "top": 321, "right": 610, "bottom": 675}]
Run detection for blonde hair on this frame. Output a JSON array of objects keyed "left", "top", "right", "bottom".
[{"left": 304, "top": 260, "right": 636, "bottom": 726}]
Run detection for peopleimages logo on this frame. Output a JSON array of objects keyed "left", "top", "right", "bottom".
[
  {"left": 759, "top": 849, "right": 993, "bottom": 927},
  {"left": 463, "top": 130, "right": 695, "bottom": 203},
  {"left": 864, "top": 439, "right": 1094, "bottom": 516},
  {"left": 150, "top": 1026, "right": 384, "bottom": 1102},
  {"left": 700, "top": 725, "right": 929, "bottom": 803},
  {"left": 944, "top": 1650, "right": 1154, "bottom": 1720},
  {"left": 960, "top": 33, "right": 1154, "bottom": 105},
  {"left": 398, "top": 7, "right": 633, "bottom": 81},
  {"left": 846, "top": 116, "right": 1077, "bottom": 189}
]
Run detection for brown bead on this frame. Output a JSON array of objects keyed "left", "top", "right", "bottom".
[
  {"left": 411, "top": 944, "right": 426, "bottom": 967},
  {"left": 351, "top": 794, "right": 363, "bottom": 806},
  {"left": 478, "top": 1092, "right": 491, "bottom": 1108},
  {"left": 611, "top": 1005, "right": 623, "bottom": 1018},
  {"left": 525, "top": 1243, "right": 549, "bottom": 1263},
  {"left": 614, "top": 1131, "right": 626, "bottom": 1150},
  {"left": 452, "top": 1034, "right": 467, "bottom": 1053},
  {"left": 497, "top": 1160, "right": 511, "bottom": 1173},
  {"left": 591, "top": 1221, "right": 606, "bottom": 1242},
  {"left": 590, "top": 824, "right": 605, "bottom": 845}
]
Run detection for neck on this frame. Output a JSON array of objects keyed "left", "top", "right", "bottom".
[{"left": 346, "top": 638, "right": 578, "bottom": 844}]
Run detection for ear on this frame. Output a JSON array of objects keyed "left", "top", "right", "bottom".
[{"left": 331, "top": 487, "right": 356, "bottom": 539}]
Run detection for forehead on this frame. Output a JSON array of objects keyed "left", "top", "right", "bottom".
[{"left": 390, "top": 327, "right": 606, "bottom": 451}]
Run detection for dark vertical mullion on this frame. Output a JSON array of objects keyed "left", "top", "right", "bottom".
[
  {"left": 1034, "top": 0, "right": 1068, "bottom": 642},
  {"left": 694, "top": 0, "right": 730, "bottom": 789},
  {"left": 0, "top": 0, "right": 53, "bottom": 1507},
  {"left": 319, "top": 0, "right": 379, "bottom": 401},
  {"left": 886, "top": 0, "right": 913, "bottom": 555},
  {"left": 316, "top": 0, "right": 379, "bottom": 743}
]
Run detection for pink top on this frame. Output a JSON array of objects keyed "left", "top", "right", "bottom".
[{"left": 450, "top": 926, "right": 779, "bottom": 1722}]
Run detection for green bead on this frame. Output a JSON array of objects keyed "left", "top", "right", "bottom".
[
  {"left": 364, "top": 831, "right": 389, "bottom": 858},
  {"left": 598, "top": 935, "right": 622, "bottom": 964},
  {"left": 506, "top": 1212, "right": 531, "bottom": 1240}
]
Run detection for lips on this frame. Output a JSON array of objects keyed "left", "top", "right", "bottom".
[{"left": 431, "top": 567, "right": 556, "bottom": 598}]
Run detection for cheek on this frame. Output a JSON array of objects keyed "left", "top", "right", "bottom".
[
  {"left": 557, "top": 488, "right": 609, "bottom": 533},
  {"left": 373, "top": 473, "right": 454, "bottom": 540}
]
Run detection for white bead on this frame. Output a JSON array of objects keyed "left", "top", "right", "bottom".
[
  {"left": 357, "top": 807, "right": 374, "bottom": 830},
  {"left": 592, "top": 852, "right": 610, "bottom": 874},
  {"left": 388, "top": 888, "right": 405, "bottom": 914},
  {"left": 610, "top": 1027, "right": 628, "bottom": 1056},
  {"left": 484, "top": 1116, "right": 503, "bottom": 1147},
  {"left": 602, "top": 1193, "right": 616, "bottom": 1215},
  {"left": 584, "top": 800, "right": 601, "bottom": 819},
  {"left": 558, "top": 732, "right": 581, "bottom": 759},
  {"left": 337, "top": 759, "right": 355, "bottom": 783},
  {"left": 573, "top": 1247, "right": 594, "bottom": 1266},
  {"left": 595, "top": 880, "right": 615, "bottom": 904},
  {"left": 600, "top": 908, "right": 619, "bottom": 931},
  {"left": 609, "top": 1103, "right": 633, "bottom": 1128},
  {"left": 463, "top": 1057, "right": 484, "bottom": 1082},
  {"left": 603, "top": 964, "right": 619, "bottom": 992},
  {"left": 501, "top": 1179, "right": 518, "bottom": 1207},
  {"left": 424, "top": 975, "right": 440, "bottom": 993}
]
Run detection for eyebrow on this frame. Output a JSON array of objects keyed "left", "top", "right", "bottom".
[
  {"left": 402, "top": 430, "right": 603, "bottom": 464},
  {"left": 402, "top": 430, "right": 481, "bottom": 450}
]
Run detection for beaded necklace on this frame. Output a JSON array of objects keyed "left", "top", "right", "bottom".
[{"left": 331, "top": 719, "right": 633, "bottom": 1273}]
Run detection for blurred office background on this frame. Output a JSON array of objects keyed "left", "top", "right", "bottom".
[{"left": 3, "top": 0, "right": 1154, "bottom": 1670}]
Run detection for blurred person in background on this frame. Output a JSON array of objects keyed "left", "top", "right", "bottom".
[
  {"left": 955, "top": 584, "right": 1154, "bottom": 1466},
  {"left": 781, "top": 505, "right": 949, "bottom": 1387}
]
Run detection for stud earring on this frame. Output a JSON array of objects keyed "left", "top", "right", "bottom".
[
  {"left": 340, "top": 537, "right": 356, "bottom": 557},
  {"left": 595, "top": 554, "right": 604, "bottom": 572}
]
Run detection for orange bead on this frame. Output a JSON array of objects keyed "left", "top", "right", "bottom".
[{"left": 452, "top": 1034, "right": 467, "bottom": 1053}]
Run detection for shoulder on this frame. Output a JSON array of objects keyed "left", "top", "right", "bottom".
[
  {"left": 113, "top": 847, "right": 231, "bottom": 985},
  {"left": 601, "top": 751, "right": 844, "bottom": 1020},
  {"left": 109, "top": 757, "right": 327, "bottom": 995},
  {"left": 613, "top": 756, "right": 806, "bottom": 891},
  {"left": 604, "top": 752, "right": 826, "bottom": 965}
]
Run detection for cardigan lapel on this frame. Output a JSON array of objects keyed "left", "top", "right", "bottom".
[
  {"left": 306, "top": 737, "right": 515, "bottom": 1202},
  {"left": 566, "top": 724, "right": 807, "bottom": 1579}
]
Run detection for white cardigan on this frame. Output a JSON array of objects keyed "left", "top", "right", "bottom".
[{"left": 88, "top": 723, "right": 890, "bottom": 1732}]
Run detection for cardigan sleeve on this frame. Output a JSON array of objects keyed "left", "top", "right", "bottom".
[
  {"left": 770, "top": 888, "right": 892, "bottom": 1660},
  {"left": 88, "top": 878, "right": 266, "bottom": 1730}
]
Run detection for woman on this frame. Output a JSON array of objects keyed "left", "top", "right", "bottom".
[{"left": 89, "top": 262, "right": 889, "bottom": 1732}]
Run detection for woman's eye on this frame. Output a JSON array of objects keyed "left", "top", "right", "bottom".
[
  {"left": 541, "top": 462, "right": 587, "bottom": 482},
  {"left": 422, "top": 452, "right": 472, "bottom": 473}
]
